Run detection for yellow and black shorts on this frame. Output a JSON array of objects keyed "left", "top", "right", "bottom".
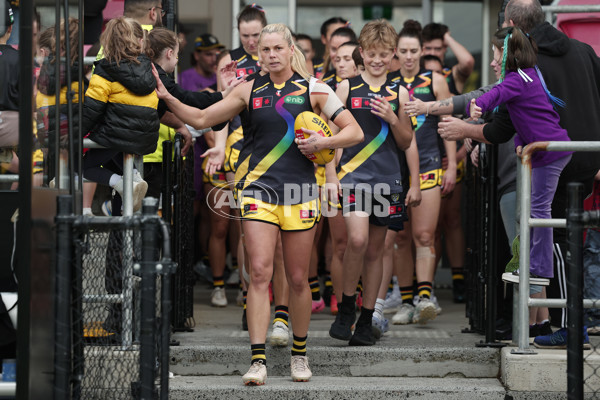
[
  {"left": 440, "top": 159, "right": 466, "bottom": 184},
  {"left": 315, "top": 165, "right": 326, "bottom": 187},
  {"left": 224, "top": 127, "right": 243, "bottom": 173},
  {"left": 411, "top": 168, "right": 442, "bottom": 191},
  {"left": 341, "top": 189, "right": 407, "bottom": 228},
  {"left": 224, "top": 146, "right": 241, "bottom": 173},
  {"left": 240, "top": 196, "right": 320, "bottom": 231}
]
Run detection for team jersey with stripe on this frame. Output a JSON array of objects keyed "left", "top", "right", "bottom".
[
  {"left": 337, "top": 75, "right": 403, "bottom": 193},
  {"left": 313, "top": 57, "right": 324, "bottom": 78},
  {"left": 230, "top": 47, "right": 261, "bottom": 78},
  {"left": 322, "top": 69, "right": 342, "bottom": 91},
  {"left": 238, "top": 72, "right": 317, "bottom": 205},
  {"left": 233, "top": 72, "right": 261, "bottom": 187},
  {"left": 442, "top": 66, "right": 460, "bottom": 95},
  {"left": 392, "top": 69, "right": 442, "bottom": 173}
]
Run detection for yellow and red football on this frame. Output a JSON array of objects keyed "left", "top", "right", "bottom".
[{"left": 294, "top": 111, "right": 335, "bottom": 165}]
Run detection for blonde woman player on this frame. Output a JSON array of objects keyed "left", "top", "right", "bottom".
[{"left": 153, "top": 23, "right": 362, "bottom": 386}]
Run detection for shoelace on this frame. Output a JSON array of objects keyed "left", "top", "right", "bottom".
[
  {"left": 292, "top": 357, "right": 307, "bottom": 371},
  {"left": 249, "top": 361, "right": 264, "bottom": 373}
]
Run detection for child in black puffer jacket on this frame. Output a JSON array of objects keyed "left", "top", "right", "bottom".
[{"left": 82, "top": 17, "right": 159, "bottom": 212}]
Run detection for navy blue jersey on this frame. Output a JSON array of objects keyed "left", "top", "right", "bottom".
[
  {"left": 230, "top": 47, "right": 260, "bottom": 78},
  {"left": 393, "top": 69, "right": 442, "bottom": 173},
  {"left": 337, "top": 75, "right": 403, "bottom": 193},
  {"left": 239, "top": 73, "right": 317, "bottom": 205}
]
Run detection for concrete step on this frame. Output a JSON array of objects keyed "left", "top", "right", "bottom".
[
  {"left": 168, "top": 375, "right": 506, "bottom": 400},
  {"left": 169, "top": 341, "right": 500, "bottom": 378}
]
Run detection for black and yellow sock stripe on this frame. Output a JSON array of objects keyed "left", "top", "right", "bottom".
[
  {"left": 400, "top": 286, "right": 414, "bottom": 304},
  {"left": 417, "top": 281, "right": 432, "bottom": 299},
  {"left": 213, "top": 275, "right": 225, "bottom": 289},
  {"left": 451, "top": 266, "right": 464, "bottom": 281},
  {"left": 291, "top": 334, "right": 307, "bottom": 357},
  {"left": 243, "top": 290, "right": 248, "bottom": 310},
  {"left": 251, "top": 343, "right": 266, "bottom": 365},
  {"left": 273, "top": 305, "right": 289, "bottom": 326}
]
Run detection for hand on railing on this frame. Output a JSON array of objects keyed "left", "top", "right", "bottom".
[
  {"left": 178, "top": 126, "right": 192, "bottom": 156},
  {"left": 516, "top": 145, "right": 523, "bottom": 158}
]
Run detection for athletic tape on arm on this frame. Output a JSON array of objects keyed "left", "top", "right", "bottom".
[{"left": 309, "top": 77, "right": 344, "bottom": 120}]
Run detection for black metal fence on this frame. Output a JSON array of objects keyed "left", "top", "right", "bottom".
[
  {"left": 566, "top": 182, "right": 600, "bottom": 399},
  {"left": 465, "top": 143, "right": 508, "bottom": 347},
  {"left": 54, "top": 195, "right": 174, "bottom": 399},
  {"left": 162, "top": 134, "right": 196, "bottom": 332}
]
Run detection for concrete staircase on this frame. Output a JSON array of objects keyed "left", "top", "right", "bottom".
[{"left": 167, "top": 286, "right": 597, "bottom": 399}]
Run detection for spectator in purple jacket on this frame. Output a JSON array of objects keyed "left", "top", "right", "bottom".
[
  {"left": 468, "top": 27, "right": 571, "bottom": 285},
  {"left": 178, "top": 33, "right": 225, "bottom": 92}
]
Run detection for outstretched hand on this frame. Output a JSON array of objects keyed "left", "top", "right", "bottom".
[
  {"left": 404, "top": 94, "right": 426, "bottom": 117},
  {"left": 220, "top": 61, "right": 246, "bottom": 97},
  {"left": 152, "top": 63, "right": 171, "bottom": 100},
  {"left": 200, "top": 146, "right": 225, "bottom": 176}
]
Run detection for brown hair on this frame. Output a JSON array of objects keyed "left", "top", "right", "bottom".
[
  {"left": 38, "top": 26, "right": 55, "bottom": 53},
  {"left": 145, "top": 27, "right": 177, "bottom": 61},
  {"left": 323, "top": 26, "right": 357, "bottom": 73},
  {"left": 50, "top": 17, "right": 79, "bottom": 65},
  {"left": 101, "top": 17, "right": 145, "bottom": 65},
  {"left": 492, "top": 26, "right": 537, "bottom": 72},
  {"left": 422, "top": 22, "right": 448, "bottom": 43},
  {"left": 398, "top": 19, "right": 422, "bottom": 46},
  {"left": 238, "top": 4, "right": 267, "bottom": 29}
]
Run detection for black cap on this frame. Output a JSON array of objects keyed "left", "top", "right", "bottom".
[
  {"left": 4, "top": 1, "right": 14, "bottom": 29},
  {"left": 194, "top": 33, "right": 225, "bottom": 51}
]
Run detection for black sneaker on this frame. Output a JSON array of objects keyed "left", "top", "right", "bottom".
[
  {"left": 349, "top": 323, "right": 375, "bottom": 346},
  {"left": 538, "top": 321, "right": 553, "bottom": 336},
  {"left": 452, "top": 279, "right": 466, "bottom": 303},
  {"left": 329, "top": 309, "right": 355, "bottom": 341},
  {"left": 529, "top": 324, "right": 540, "bottom": 338},
  {"left": 242, "top": 309, "right": 248, "bottom": 331}
]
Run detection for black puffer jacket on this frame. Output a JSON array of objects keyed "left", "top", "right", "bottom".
[
  {"left": 36, "top": 58, "right": 87, "bottom": 146},
  {"left": 82, "top": 55, "right": 159, "bottom": 155}
]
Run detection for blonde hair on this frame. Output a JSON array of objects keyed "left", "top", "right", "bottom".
[
  {"left": 101, "top": 17, "right": 145, "bottom": 65},
  {"left": 259, "top": 23, "right": 312, "bottom": 82},
  {"left": 145, "top": 27, "right": 177, "bottom": 61},
  {"left": 358, "top": 19, "right": 397, "bottom": 52}
]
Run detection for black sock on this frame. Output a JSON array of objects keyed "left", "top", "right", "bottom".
[
  {"left": 309, "top": 276, "right": 321, "bottom": 301},
  {"left": 251, "top": 343, "right": 266, "bottom": 365},
  {"left": 291, "top": 334, "right": 307, "bottom": 357},
  {"left": 356, "top": 307, "right": 374, "bottom": 327},
  {"left": 341, "top": 294, "right": 356, "bottom": 314}
]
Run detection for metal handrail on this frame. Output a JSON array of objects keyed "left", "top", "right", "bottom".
[{"left": 514, "top": 141, "right": 600, "bottom": 353}]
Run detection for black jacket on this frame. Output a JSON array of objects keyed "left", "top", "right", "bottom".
[
  {"left": 83, "top": 55, "right": 159, "bottom": 156},
  {"left": 484, "top": 22, "right": 600, "bottom": 181},
  {"left": 0, "top": 44, "right": 19, "bottom": 111}
]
